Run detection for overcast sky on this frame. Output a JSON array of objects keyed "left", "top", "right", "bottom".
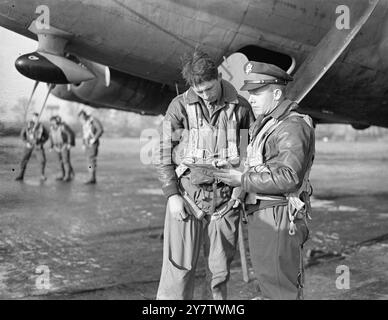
[{"left": 0, "top": 26, "right": 67, "bottom": 120}]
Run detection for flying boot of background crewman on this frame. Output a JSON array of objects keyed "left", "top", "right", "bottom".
[
  {"left": 15, "top": 113, "right": 49, "bottom": 181},
  {"left": 78, "top": 110, "right": 104, "bottom": 184}
]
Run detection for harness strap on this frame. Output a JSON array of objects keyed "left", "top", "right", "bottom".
[
  {"left": 209, "top": 180, "right": 217, "bottom": 215},
  {"left": 174, "top": 91, "right": 241, "bottom": 218},
  {"left": 285, "top": 112, "right": 314, "bottom": 235},
  {"left": 297, "top": 244, "right": 305, "bottom": 300},
  {"left": 175, "top": 94, "right": 239, "bottom": 178},
  {"left": 180, "top": 183, "right": 234, "bottom": 221}
]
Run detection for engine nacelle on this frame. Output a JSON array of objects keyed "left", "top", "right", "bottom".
[
  {"left": 15, "top": 52, "right": 95, "bottom": 84},
  {"left": 52, "top": 60, "right": 175, "bottom": 115},
  {"left": 351, "top": 123, "right": 370, "bottom": 130}
]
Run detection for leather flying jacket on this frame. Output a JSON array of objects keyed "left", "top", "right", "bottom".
[
  {"left": 156, "top": 80, "right": 255, "bottom": 199},
  {"left": 21, "top": 122, "right": 49, "bottom": 147},
  {"left": 241, "top": 99, "right": 315, "bottom": 196},
  {"left": 82, "top": 116, "right": 104, "bottom": 146}
]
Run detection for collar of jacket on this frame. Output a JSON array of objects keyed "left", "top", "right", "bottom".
[
  {"left": 269, "top": 98, "right": 298, "bottom": 120},
  {"left": 185, "top": 79, "right": 239, "bottom": 106},
  {"left": 249, "top": 98, "right": 298, "bottom": 139},
  {"left": 28, "top": 122, "right": 41, "bottom": 130}
]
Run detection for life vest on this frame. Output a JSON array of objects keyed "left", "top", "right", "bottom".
[
  {"left": 83, "top": 117, "right": 96, "bottom": 145},
  {"left": 174, "top": 91, "right": 240, "bottom": 180},
  {"left": 245, "top": 106, "right": 315, "bottom": 235},
  {"left": 27, "top": 122, "right": 44, "bottom": 144},
  {"left": 50, "top": 125, "right": 65, "bottom": 147}
]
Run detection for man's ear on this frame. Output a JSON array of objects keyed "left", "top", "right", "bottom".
[
  {"left": 273, "top": 88, "right": 283, "bottom": 101},
  {"left": 218, "top": 72, "right": 223, "bottom": 81}
]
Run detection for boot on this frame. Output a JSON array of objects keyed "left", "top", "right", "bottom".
[
  {"left": 15, "top": 172, "right": 24, "bottom": 181},
  {"left": 62, "top": 164, "right": 72, "bottom": 182},
  {"left": 212, "top": 283, "right": 227, "bottom": 300},
  {"left": 40, "top": 167, "right": 47, "bottom": 181},
  {"left": 56, "top": 164, "right": 65, "bottom": 181},
  {"left": 69, "top": 165, "right": 75, "bottom": 178},
  {"left": 15, "top": 166, "right": 26, "bottom": 181},
  {"left": 84, "top": 167, "right": 96, "bottom": 184}
]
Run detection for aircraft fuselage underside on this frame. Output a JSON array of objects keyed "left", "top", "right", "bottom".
[{"left": 1, "top": 0, "right": 388, "bottom": 127}]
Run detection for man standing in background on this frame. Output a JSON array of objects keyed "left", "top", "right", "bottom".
[
  {"left": 15, "top": 112, "right": 49, "bottom": 181},
  {"left": 49, "top": 115, "right": 75, "bottom": 182},
  {"left": 78, "top": 110, "right": 104, "bottom": 184}
]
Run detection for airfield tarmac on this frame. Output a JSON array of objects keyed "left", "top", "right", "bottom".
[{"left": 0, "top": 136, "right": 387, "bottom": 300}]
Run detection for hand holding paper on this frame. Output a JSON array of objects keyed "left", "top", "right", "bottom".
[{"left": 213, "top": 168, "right": 243, "bottom": 187}]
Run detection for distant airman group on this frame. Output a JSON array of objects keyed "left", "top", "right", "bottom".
[{"left": 15, "top": 110, "right": 104, "bottom": 184}]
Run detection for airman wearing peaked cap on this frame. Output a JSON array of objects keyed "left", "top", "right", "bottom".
[{"left": 214, "top": 61, "right": 315, "bottom": 300}]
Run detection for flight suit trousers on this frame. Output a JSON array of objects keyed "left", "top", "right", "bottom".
[
  {"left": 19, "top": 146, "right": 46, "bottom": 176},
  {"left": 156, "top": 206, "right": 240, "bottom": 300},
  {"left": 247, "top": 205, "right": 309, "bottom": 300},
  {"left": 56, "top": 148, "right": 73, "bottom": 178},
  {"left": 85, "top": 144, "right": 98, "bottom": 170}
]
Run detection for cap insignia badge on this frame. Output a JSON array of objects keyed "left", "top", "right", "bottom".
[{"left": 245, "top": 63, "right": 253, "bottom": 74}]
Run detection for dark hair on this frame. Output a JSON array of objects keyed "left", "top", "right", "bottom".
[
  {"left": 78, "top": 110, "right": 88, "bottom": 118},
  {"left": 181, "top": 49, "right": 218, "bottom": 86},
  {"left": 50, "top": 116, "right": 57, "bottom": 122}
]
